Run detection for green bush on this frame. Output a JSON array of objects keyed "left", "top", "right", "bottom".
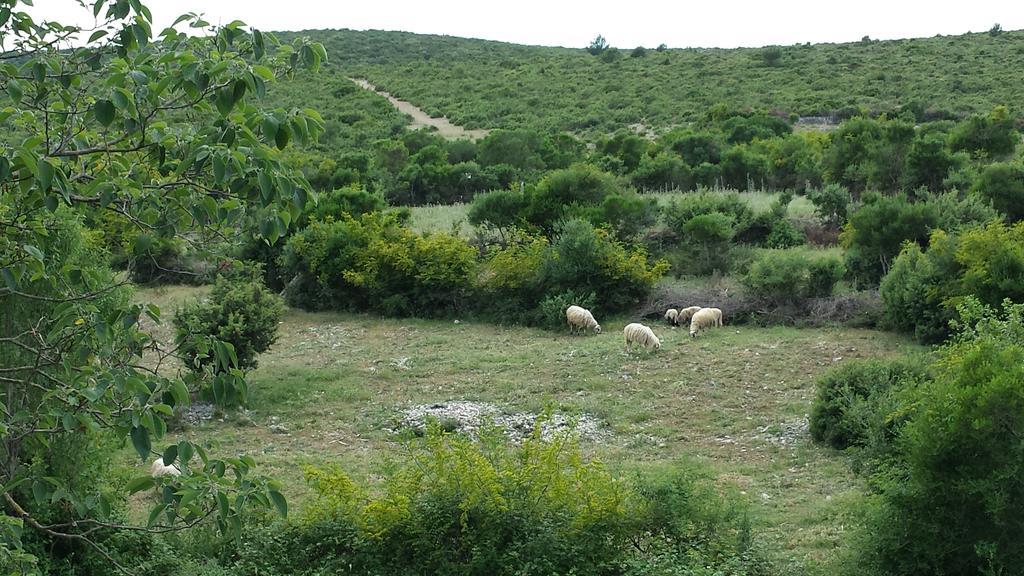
[
  {"left": 543, "top": 219, "right": 668, "bottom": 312},
  {"left": 809, "top": 358, "right": 927, "bottom": 451},
  {"left": 679, "top": 212, "right": 735, "bottom": 275},
  {"left": 174, "top": 262, "right": 284, "bottom": 372},
  {"left": 765, "top": 218, "right": 806, "bottom": 248},
  {"left": 282, "top": 212, "right": 477, "bottom": 317},
  {"left": 226, "top": 426, "right": 765, "bottom": 576},
  {"left": 589, "top": 192, "right": 660, "bottom": 240},
  {"left": 742, "top": 249, "right": 845, "bottom": 303},
  {"left": 880, "top": 223, "right": 1024, "bottom": 343},
  {"left": 972, "top": 162, "right": 1024, "bottom": 222},
  {"left": 467, "top": 188, "right": 529, "bottom": 241},
  {"left": 523, "top": 164, "right": 622, "bottom": 234},
  {"left": 806, "top": 183, "right": 851, "bottom": 227},
  {"left": 841, "top": 194, "right": 939, "bottom": 288},
  {"left": 663, "top": 191, "right": 754, "bottom": 236},
  {"left": 849, "top": 299, "right": 1024, "bottom": 575}
]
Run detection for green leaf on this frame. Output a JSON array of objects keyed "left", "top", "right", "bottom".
[
  {"left": 31, "top": 481, "right": 49, "bottom": 505},
  {"left": 252, "top": 29, "right": 265, "bottom": 60},
  {"left": 7, "top": 78, "right": 22, "bottom": 104},
  {"left": 261, "top": 115, "right": 278, "bottom": 142},
  {"left": 161, "top": 445, "right": 177, "bottom": 466},
  {"left": 215, "top": 491, "right": 229, "bottom": 519},
  {"left": 93, "top": 99, "right": 115, "bottom": 126},
  {"left": 130, "top": 425, "right": 151, "bottom": 460},
  {"left": 274, "top": 124, "right": 290, "bottom": 150},
  {"left": 32, "top": 62, "right": 45, "bottom": 83},
  {"left": 126, "top": 476, "right": 155, "bottom": 494},
  {"left": 144, "top": 303, "right": 161, "bottom": 323},
  {"left": 36, "top": 159, "right": 54, "bottom": 191},
  {"left": 215, "top": 86, "right": 234, "bottom": 116},
  {"left": 1, "top": 267, "right": 17, "bottom": 290},
  {"left": 269, "top": 490, "right": 287, "bottom": 517},
  {"left": 252, "top": 64, "right": 273, "bottom": 81},
  {"left": 22, "top": 244, "right": 43, "bottom": 262},
  {"left": 88, "top": 29, "right": 107, "bottom": 43},
  {"left": 178, "top": 440, "right": 193, "bottom": 465},
  {"left": 147, "top": 503, "right": 167, "bottom": 527},
  {"left": 212, "top": 154, "right": 225, "bottom": 183}
]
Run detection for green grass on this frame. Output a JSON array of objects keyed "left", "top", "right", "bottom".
[
  {"left": 128, "top": 285, "right": 924, "bottom": 572},
  {"left": 407, "top": 202, "right": 473, "bottom": 236}
]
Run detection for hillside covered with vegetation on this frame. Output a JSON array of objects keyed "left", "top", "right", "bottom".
[{"left": 281, "top": 27, "right": 1024, "bottom": 134}]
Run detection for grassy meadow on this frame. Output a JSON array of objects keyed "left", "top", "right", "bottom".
[{"left": 128, "top": 281, "right": 922, "bottom": 573}]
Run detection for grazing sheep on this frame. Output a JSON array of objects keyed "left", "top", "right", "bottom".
[
  {"left": 566, "top": 305, "right": 601, "bottom": 335},
  {"left": 624, "top": 322, "right": 661, "bottom": 352},
  {"left": 664, "top": 308, "right": 679, "bottom": 325},
  {"left": 677, "top": 306, "right": 703, "bottom": 326},
  {"left": 150, "top": 458, "right": 181, "bottom": 478},
  {"left": 707, "top": 307, "right": 723, "bottom": 327},
  {"left": 689, "top": 308, "right": 721, "bottom": 337}
]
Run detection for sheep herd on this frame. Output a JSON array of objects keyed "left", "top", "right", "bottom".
[{"left": 567, "top": 304, "right": 725, "bottom": 352}]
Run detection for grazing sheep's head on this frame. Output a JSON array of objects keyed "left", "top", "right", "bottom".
[
  {"left": 689, "top": 330, "right": 696, "bottom": 338},
  {"left": 593, "top": 324, "right": 602, "bottom": 334},
  {"left": 653, "top": 340, "right": 661, "bottom": 350}
]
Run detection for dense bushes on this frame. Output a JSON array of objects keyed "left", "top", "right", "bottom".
[
  {"left": 281, "top": 213, "right": 667, "bottom": 326},
  {"left": 841, "top": 194, "right": 940, "bottom": 288},
  {"left": 224, "top": 426, "right": 765, "bottom": 576},
  {"left": 844, "top": 300, "right": 1024, "bottom": 575},
  {"left": 809, "top": 357, "right": 927, "bottom": 451},
  {"left": 880, "top": 222, "right": 1024, "bottom": 343},
  {"left": 476, "top": 220, "right": 668, "bottom": 324},
  {"left": 282, "top": 212, "right": 478, "bottom": 316},
  {"left": 742, "top": 249, "right": 845, "bottom": 304}
]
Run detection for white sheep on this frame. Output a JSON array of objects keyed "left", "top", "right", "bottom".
[
  {"left": 150, "top": 458, "right": 181, "bottom": 478},
  {"left": 565, "top": 305, "right": 601, "bottom": 335},
  {"left": 677, "top": 306, "right": 703, "bottom": 326},
  {"left": 664, "top": 308, "right": 679, "bottom": 325},
  {"left": 689, "top": 307, "right": 723, "bottom": 337},
  {"left": 623, "top": 322, "right": 661, "bottom": 352}
]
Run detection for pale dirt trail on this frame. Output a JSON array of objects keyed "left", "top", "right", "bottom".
[{"left": 350, "top": 78, "right": 490, "bottom": 141}]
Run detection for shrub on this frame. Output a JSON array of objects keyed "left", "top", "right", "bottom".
[
  {"left": 631, "top": 152, "right": 693, "bottom": 191},
  {"left": 765, "top": 218, "right": 806, "bottom": 248},
  {"left": 806, "top": 183, "right": 851, "bottom": 227},
  {"left": 742, "top": 249, "right": 845, "bottom": 304},
  {"left": 467, "top": 188, "right": 529, "bottom": 241},
  {"left": 312, "top": 185, "right": 387, "bottom": 221},
  {"left": 590, "top": 191, "right": 660, "bottom": 240},
  {"left": 841, "top": 194, "right": 939, "bottom": 288},
  {"left": 543, "top": 219, "right": 668, "bottom": 312},
  {"left": 850, "top": 300, "right": 1024, "bottom": 575},
  {"left": 523, "top": 164, "right": 621, "bottom": 234},
  {"left": 948, "top": 105, "right": 1018, "bottom": 159},
  {"left": 679, "top": 212, "right": 735, "bottom": 275},
  {"left": 880, "top": 223, "right": 1024, "bottom": 343},
  {"left": 663, "top": 191, "right": 755, "bottom": 237},
  {"left": 174, "top": 262, "right": 284, "bottom": 374},
  {"left": 809, "top": 358, "right": 928, "bottom": 451},
  {"left": 229, "top": 426, "right": 765, "bottom": 576},
  {"left": 971, "top": 162, "right": 1024, "bottom": 222}
]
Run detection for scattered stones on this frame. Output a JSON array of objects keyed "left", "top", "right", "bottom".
[
  {"left": 181, "top": 402, "right": 215, "bottom": 425},
  {"left": 395, "top": 400, "right": 608, "bottom": 442},
  {"left": 756, "top": 417, "right": 809, "bottom": 446}
]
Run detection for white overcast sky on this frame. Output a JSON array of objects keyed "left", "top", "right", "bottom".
[{"left": 29, "top": 0, "right": 1024, "bottom": 49}]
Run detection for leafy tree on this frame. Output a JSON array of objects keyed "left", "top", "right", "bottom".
[
  {"left": 630, "top": 46, "right": 647, "bottom": 58},
  {"left": 586, "top": 34, "right": 609, "bottom": 56},
  {"left": 903, "top": 133, "right": 956, "bottom": 192},
  {"left": 972, "top": 162, "right": 1024, "bottom": 222},
  {"left": 949, "top": 105, "right": 1018, "bottom": 159},
  {"left": 841, "top": 194, "right": 939, "bottom": 288},
  {"left": 0, "top": 1, "right": 323, "bottom": 569}
]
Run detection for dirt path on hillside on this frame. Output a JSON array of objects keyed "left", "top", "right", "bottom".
[{"left": 350, "top": 78, "right": 490, "bottom": 141}]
